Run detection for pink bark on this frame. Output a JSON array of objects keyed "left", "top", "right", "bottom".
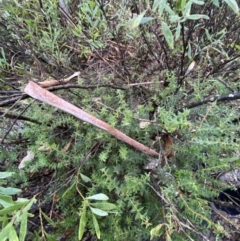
[{"left": 24, "top": 81, "right": 159, "bottom": 157}]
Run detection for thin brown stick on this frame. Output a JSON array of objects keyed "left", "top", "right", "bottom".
[
  {"left": 38, "top": 71, "right": 81, "bottom": 87},
  {"left": 24, "top": 81, "right": 158, "bottom": 157}
]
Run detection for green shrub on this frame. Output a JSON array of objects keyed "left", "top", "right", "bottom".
[
  {"left": 0, "top": 172, "right": 36, "bottom": 241},
  {"left": 1, "top": 0, "right": 240, "bottom": 240}
]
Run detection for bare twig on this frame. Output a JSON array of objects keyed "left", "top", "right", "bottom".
[
  {"left": 0, "top": 83, "right": 125, "bottom": 107},
  {"left": 39, "top": 71, "right": 81, "bottom": 87},
  {"left": 1, "top": 103, "right": 32, "bottom": 144},
  {"left": 0, "top": 94, "right": 28, "bottom": 107},
  {"left": 47, "top": 83, "right": 126, "bottom": 91},
  {"left": 178, "top": 91, "right": 240, "bottom": 112},
  {"left": 0, "top": 111, "right": 41, "bottom": 124}
]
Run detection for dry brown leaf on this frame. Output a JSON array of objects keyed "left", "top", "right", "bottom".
[
  {"left": 53, "top": 194, "right": 60, "bottom": 203},
  {"left": 18, "top": 151, "right": 35, "bottom": 169},
  {"left": 139, "top": 121, "right": 151, "bottom": 128},
  {"left": 163, "top": 134, "right": 175, "bottom": 158},
  {"left": 52, "top": 211, "right": 64, "bottom": 221},
  {"left": 38, "top": 142, "right": 51, "bottom": 152},
  {"left": 63, "top": 139, "right": 72, "bottom": 152},
  {"left": 184, "top": 61, "right": 196, "bottom": 76}
]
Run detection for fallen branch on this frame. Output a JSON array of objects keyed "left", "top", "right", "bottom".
[{"left": 24, "top": 81, "right": 158, "bottom": 157}]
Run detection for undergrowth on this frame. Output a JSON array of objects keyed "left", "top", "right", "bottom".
[{"left": 1, "top": 0, "right": 240, "bottom": 240}]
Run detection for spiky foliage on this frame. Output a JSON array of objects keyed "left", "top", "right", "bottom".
[{"left": 0, "top": 0, "right": 240, "bottom": 240}]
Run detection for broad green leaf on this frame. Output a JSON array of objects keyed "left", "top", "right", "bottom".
[
  {"left": 0, "top": 194, "right": 14, "bottom": 208},
  {"left": 153, "top": 0, "right": 161, "bottom": 11},
  {"left": 140, "top": 17, "right": 154, "bottom": 24},
  {"left": 62, "top": 181, "right": 76, "bottom": 199},
  {"left": 180, "top": 0, "right": 187, "bottom": 9},
  {"left": 9, "top": 226, "right": 19, "bottom": 241},
  {"left": 187, "top": 14, "right": 209, "bottom": 20},
  {"left": 0, "top": 172, "right": 13, "bottom": 179},
  {"left": 21, "top": 197, "right": 36, "bottom": 211},
  {"left": 0, "top": 202, "right": 27, "bottom": 215},
  {"left": 90, "top": 207, "right": 108, "bottom": 216},
  {"left": 90, "top": 202, "right": 117, "bottom": 211},
  {"left": 92, "top": 213, "right": 100, "bottom": 239},
  {"left": 0, "top": 223, "right": 11, "bottom": 241},
  {"left": 210, "top": 46, "right": 227, "bottom": 56},
  {"left": 161, "top": 21, "right": 174, "bottom": 49},
  {"left": 175, "top": 22, "right": 181, "bottom": 40},
  {"left": 0, "top": 186, "right": 21, "bottom": 195},
  {"left": 28, "top": 213, "right": 34, "bottom": 218},
  {"left": 205, "top": 29, "right": 212, "bottom": 41},
  {"left": 192, "top": 0, "right": 204, "bottom": 4},
  {"left": 42, "top": 212, "right": 56, "bottom": 227},
  {"left": 166, "top": 233, "right": 172, "bottom": 241},
  {"left": 80, "top": 173, "right": 91, "bottom": 183},
  {"left": 216, "top": 28, "right": 226, "bottom": 37},
  {"left": 223, "top": 0, "right": 239, "bottom": 14},
  {"left": 170, "top": 15, "right": 182, "bottom": 22},
  {"left": 15, "top": 198, "right": 36, "bottom": 224},
  {"left": 78, "top": 201, "right": 87, "bottom": 240},
  {"left": 175, "top": 0, "right": 182, "bottom": 11},
  {"left": 86, "top": 193, "right": 109, "bottom": 201},
  {"left": 0, "top": 214, "right": 8, "bottom": 225},
  {"left": 150, "top": 224, "right": 164, "bottom": 239},
  {"left": 16, "top": 198, "right": 30, "bottom": 203},
  {"left": 175, "top": 0, "right": 187, "bottom": 12},
  {"left": 235, "top": 44, "right": 240, "bottom": 50},
  {"left": 182, "top": 0, "right": 192, "bottom": 16},
  {"left": 19, "top": 212, "right": 27, "bottom": 241},
  {"left": 128, "top": 11, "right": 146, "bottom": 29},
  {"left": 158, "top": 0, "right": 167, "bottom": 17},
  {"left": 152, "top": 0, "right": 166, "bottom": 16},
  {"left": 213, "top": 0, "right": 220, "bottom": 7},
  {"left": 41, "top": 212, "right": 56, "bottom": 227},
  {"left": 164, "top": 3, "right": 175, "bottom": 15}
]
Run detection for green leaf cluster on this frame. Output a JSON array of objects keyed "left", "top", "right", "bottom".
[{"left": 0, "top": 172, "right": 36, "bottom": 241}]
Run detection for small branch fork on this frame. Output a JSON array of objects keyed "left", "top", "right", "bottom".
[{"left": 24, "top": 81, "right": 159, "bottom": 157}]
